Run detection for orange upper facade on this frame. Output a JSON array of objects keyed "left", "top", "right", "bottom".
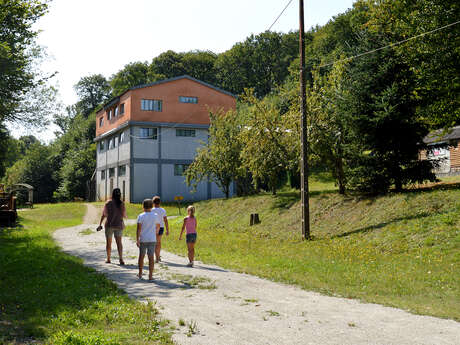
[{"left": 95, "top": 76, "right": 236, "bottom": 137}]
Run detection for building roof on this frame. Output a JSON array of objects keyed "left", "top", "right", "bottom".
[
  {"left": 424, "top": 126, "right": 460, "bottom": 144},
  {"left": 98, "top": 75, "right": 236, "bottom": 113}
]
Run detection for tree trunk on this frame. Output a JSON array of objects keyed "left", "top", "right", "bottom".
[{"left": 336, "top": 156, "right": 346, "bottom": 195}]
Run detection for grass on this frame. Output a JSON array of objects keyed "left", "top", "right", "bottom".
[
  {"left": 0, "top": 203, "right": 173, "bottom": 345},
  {"left": 155, "top": 175, "right": 460, "bottom": 320}
]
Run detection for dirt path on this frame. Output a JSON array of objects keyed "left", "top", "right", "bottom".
[{"left": 52, "top": 204, "right": 460, "bottom": 345}]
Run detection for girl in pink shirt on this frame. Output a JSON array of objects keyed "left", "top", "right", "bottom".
[{"left": 179, "top": 205, "right": 197, "bottom": 267}]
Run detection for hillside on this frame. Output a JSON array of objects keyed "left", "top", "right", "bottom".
[{"left": 148, "top": 177, "right": 460, "bottom": 320}]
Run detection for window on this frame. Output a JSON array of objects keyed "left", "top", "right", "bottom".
[
  {"left": 174, "top": 164, "right": 189, "bottom": 176},
  {"left": 120, "top": 103, "right": 125, "bottom": 115},
  {"left": 99, "top": 117, "right": 104, "bottom": 127},
  {"left": 101, "top": 170, "right": 106, "bottom": 180},
  {"left": 109, "top": 167, "right": 115, "bottom": 178},
  {"left": 99, "top": 141, "right": 105, "bottom": 152},
  {"left": 140, "top": 127, "right": 157, "bottom": 139},
  {"left": 113, "top": 136, "right": 118, "bottom": 148},
  {"left": 119, "top": 131, "right": 125, "bottom": 144},
  {"left": 108, "top": 138, "right": 114, "bottom": 150},
  {"left": 179, "top": 96, "right": 198, "bottom": 104},
  {"left": 118, "top": 165, "right": 126, "bottom": 176},
  {"left": 176, "top": 129, "right": 195, "bottom": 137},
  {"left": 141, "top": 99, "right": 162, "bottom": 112},
  {"left": 107, "top": 110, "right": 112, "bottom": 120},
  {"left": 114, "top": 107, "right": 119, "bottom": 117}
]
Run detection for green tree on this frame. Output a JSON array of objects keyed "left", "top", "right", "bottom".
[
  {"left": 149, "top": 50, "right": 185, "bottom": 78},
  {"left": 344, "top": 36, "right": 436, "bottom": 193},
  {"left": 306, "top": 62, "right": 353, "bottom": 194},
  {"left": 3, "top": 143, "right": 58, "bottom": 202},
  {"left": 52, "top": 113, "right": 96, "bottom": 200},
  {"left": 215, "top": 31, "right": 299, "bottom": 97},
  {"left": 74, "top": 74, "right": 112, "bottom": 117},
  {"left": 240, "top": 90, "right": 299, "bottom": 195},
  {"left": 110, "top": 61, "right": 162, "bottom": 96},
  {"left": 0, "top": 0, "right": 49, "bottom": 125},
  {"left": 185, "top": 110, "right": 243, "bottom": 199},
  {"left": 365, "top": 0, "right": 460, "bottom": 128}
]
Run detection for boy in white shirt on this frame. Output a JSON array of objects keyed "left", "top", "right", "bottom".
[
  {"left": 136, "top": 199, "right": 160, "bottom": 280},
  {"left": 152, "top": 196, "right": 169, "bottom": 263}
]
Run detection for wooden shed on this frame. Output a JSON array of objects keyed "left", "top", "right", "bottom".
[{"left": 421, "top": 126, "right": 460, "bottom": 175}]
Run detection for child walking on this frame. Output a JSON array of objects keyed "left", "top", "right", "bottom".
[
  {"left": 152, "top": 196, "right": 169, "bottom": 263},
  {"left": 136, "top": 199, "right": 160, "bottom": 280},
  {"left": 179, "top": 205, "right": 197, "bottom": 267}
]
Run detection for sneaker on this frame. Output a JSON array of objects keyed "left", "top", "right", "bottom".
[{"left": 187, "top": 262, "right": 194, "bottom": 267}]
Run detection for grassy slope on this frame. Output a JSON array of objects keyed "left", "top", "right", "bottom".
[
  {"left": 0, "top": 203, "right": 173, "bottom": 345},
  {"left": 149, "top": 176, "right": 460, "bottom": 320}
]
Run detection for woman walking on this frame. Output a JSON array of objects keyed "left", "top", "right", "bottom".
[{"left": 98, "top": 188, "right": 127, "bottom": 265}]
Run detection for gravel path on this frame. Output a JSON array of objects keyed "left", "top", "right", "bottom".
[{"left": 53, "top": 204, "right": 460, "bottom": 345}]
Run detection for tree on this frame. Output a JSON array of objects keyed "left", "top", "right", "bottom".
[
  {"left": 110, "top": 61, "right": 162, "bottom": 96},
  {"left": 149, "top": 50, "right": 185, "bottom": 79},
  {"left": 215, "top": 31, "right": 299, "bottom": 97},
  {"left": 306, "top": 62, "right": 355, "bottom": 194},
  {"left": 3, "top": 143, "right": 58, "bottom": 203},
  {"left": 185, "top": 110, "right": 243, "bottom": 199},
  {"left": 344, "top": 35, "right": 436, "bottom": 193},
  {"left": 52, "top": 113, "right": 96, "bottom": 200},
  {"left": 0, "top": 0, "right": 49, "bottom": 125},
  {"left": 365, "top": 0, "right": 460, "bottom": 128},
  {"left": 74, "top": 74, "right": 111, "bottom": 117},
  {"left": 239, "top": 90, "right": 299, "bottom": 195},
  {"left": 181, "top": 50, "right": 218, "bottom": 85}
]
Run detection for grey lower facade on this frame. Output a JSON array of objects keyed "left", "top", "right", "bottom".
[{"left": 95, "top": 121, "right": 233, "bottom": 203}]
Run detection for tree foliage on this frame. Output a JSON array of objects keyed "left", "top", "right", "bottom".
[
  {"left": 74, "top": 74, "right": 111, "bottom": 117},
  {"left": 3, "top": 143, "right": 58, "bottom": 203},
  {"left": 0, "top": 0, "right": 49, "bottom": 125},
  {"left": 239, "top": 90, "right": 299, "bottom": 195},
  {"left": 215, "top": 31, "right": 299, "bottom": 97},
  {"left": 185, "top": 110, "right": 243, "bottom": 198}
]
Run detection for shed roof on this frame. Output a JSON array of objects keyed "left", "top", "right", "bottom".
[{"left": 424, "top": 126, "right": 460, "bottom": 144}]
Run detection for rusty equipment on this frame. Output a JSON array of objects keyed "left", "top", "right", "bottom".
[{"left": 0, "top": 188, "right": 17, "bottom": 227}]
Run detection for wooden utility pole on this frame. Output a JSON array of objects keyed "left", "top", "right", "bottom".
[{"left": 299, "top": 0, "right": 310, "bottom": 240}]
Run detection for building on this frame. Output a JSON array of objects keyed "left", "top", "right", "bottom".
[
  {"left": 94, "top": 75, "right": 236, "bottom": 202},
  {"left": 421, "top": 126, "right": 460, "bottom": 175}
]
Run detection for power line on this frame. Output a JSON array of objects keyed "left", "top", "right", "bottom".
[
  {"left": 268, "top": 0, "right": 294, "bottom": 31},
  {"left": 318, "top": 20, "right": 460, "bottom": 68}
]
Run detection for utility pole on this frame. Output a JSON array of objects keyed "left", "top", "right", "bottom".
[{"left": 299, "top": 0, "right": 310, "bottom": 240}]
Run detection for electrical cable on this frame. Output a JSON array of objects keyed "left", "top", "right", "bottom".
[
  {"left": 268, "top": 0, "right": 294, "bottom": 31},
  {"left": 318, "top": 19, "right": 460, "bottom": 68}
]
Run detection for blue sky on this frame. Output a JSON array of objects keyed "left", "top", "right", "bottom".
[{"left": 18, "top": 0, "right": 355, "bottom": 140}]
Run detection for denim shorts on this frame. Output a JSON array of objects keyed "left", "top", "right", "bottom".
[
  {"left": 158, "top": 227, "right": 164, "bottom": 236},
  {"left": 105, "top": 227, "right": 123, "bottom": 239},
  {"left": 186, "top": 233, "right": 197, "bottom": 243},
  {"left": 139, "top": 242, "right": 156, "bottom": 256}
]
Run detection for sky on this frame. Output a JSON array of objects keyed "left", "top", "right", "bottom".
[{"left": 12, "top": 0, "right": 355, "bottom": 141}]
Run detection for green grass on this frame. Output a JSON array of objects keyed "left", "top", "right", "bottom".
[
  {"left": 0, "top": 203, "right": 173, "bottom": 345},
  {"left": 153, "top": 178, "right": 460, "bottom": 320}
]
